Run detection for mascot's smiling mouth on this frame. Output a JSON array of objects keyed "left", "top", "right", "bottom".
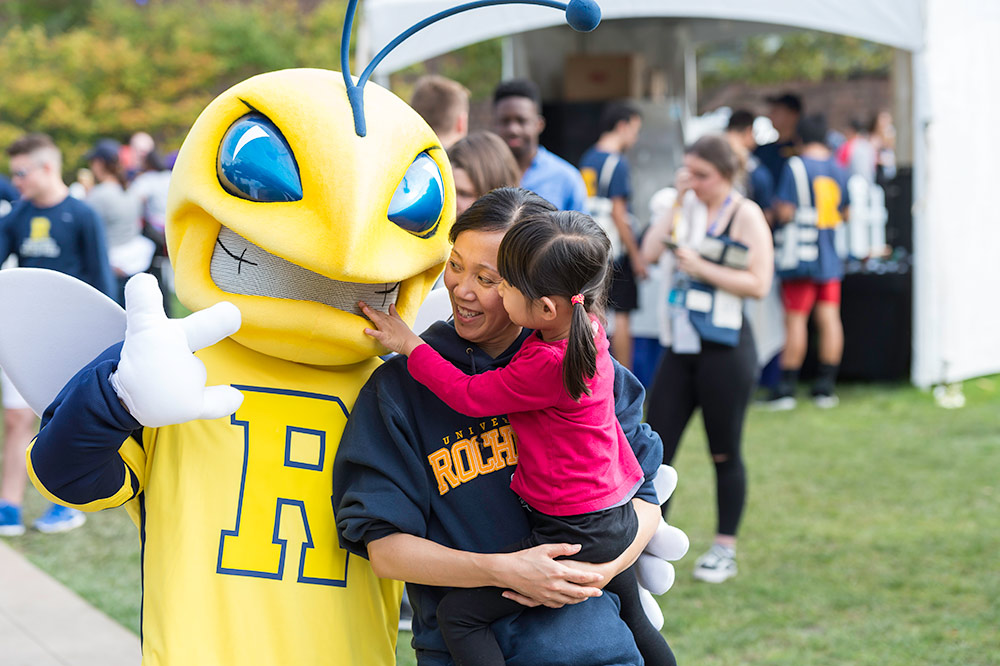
[{"left": 210, "top": 226, "right": 401, "bottom": 316}]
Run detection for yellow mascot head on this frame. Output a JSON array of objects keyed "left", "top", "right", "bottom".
[
  {"left": 164, "top": 0, "right": 601, "bottom": 368},
  {"left": 166, "top": 69, "right": 454, "bottom": 367}
]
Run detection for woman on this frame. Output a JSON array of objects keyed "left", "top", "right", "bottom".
[
  {"left": 85, "top": 138, "right": 151, "bottom": 304},
  {"left": 129, "top": 151, "right": 174, "bottom": 312},
  {"left": 641, "top": 135, "right": 773, "bottom": 584},
  {"left": 447, "top": 131, "right": 520, "bottom": 217},
  {"left": 335, "top": 188, "right": 670, "bottom": 666}
]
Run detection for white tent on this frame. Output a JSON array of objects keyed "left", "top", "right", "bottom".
[{"left": 362, "top": 0, "right": 1000, "bottom": 387}]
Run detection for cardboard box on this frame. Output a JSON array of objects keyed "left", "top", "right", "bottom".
[{"left": 563, "top": 53, "right": 645, "bottom": 101}]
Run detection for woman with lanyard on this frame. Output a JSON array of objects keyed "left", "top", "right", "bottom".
[{"left": 641, "top": 134, "right": 773, "bottom": 583}]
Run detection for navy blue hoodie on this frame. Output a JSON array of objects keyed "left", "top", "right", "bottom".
[{"left": 333, "top": 320, "right": 663, "bottom": 666}]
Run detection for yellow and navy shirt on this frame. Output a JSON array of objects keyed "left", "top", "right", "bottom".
[
  {"left": 775, "top": 155, "right": 851, "bottom": 281},
  {"left": 28, "top": 338, "right": 401, "bottom": 665}
]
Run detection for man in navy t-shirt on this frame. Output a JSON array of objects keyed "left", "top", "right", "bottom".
[
  {"left": 0, "top": 133, "right": 114, "bottom": 538},
  {"left": 754, "top": 92, "right": 803, "bottom": 192},
  {"left": 767, "top": 115, "right": 850, "bottom": 410},
  {"left": 579, "top": 101, "right": 645, "bottom": 369}
]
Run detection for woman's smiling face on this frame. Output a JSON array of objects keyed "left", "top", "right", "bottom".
[{"left": 443, "top": 229, "right": 522, "bottom": 357}]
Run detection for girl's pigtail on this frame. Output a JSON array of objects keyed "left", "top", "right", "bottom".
[{"left": 563, "top": 293, "right": 597, "bottom": 400}]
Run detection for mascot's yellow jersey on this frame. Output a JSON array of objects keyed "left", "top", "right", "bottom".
[{"left": 28, "top": 338, "right": 401, "bottom": 665}]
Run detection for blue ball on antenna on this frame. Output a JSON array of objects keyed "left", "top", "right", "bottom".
[{"left": 565, "top": 0, "right": 601, "bottom": 32}]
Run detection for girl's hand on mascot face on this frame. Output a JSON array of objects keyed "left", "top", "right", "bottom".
[{"left": 361, "top": 301, "right": 424, "bottom": 356}]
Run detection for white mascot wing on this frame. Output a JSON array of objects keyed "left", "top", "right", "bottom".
[
  {"left": 0, "top": 268, "right": 126, "bottom": 416},
  {"left": 412, "top": 286, "right": 452, "bottom": 335}
]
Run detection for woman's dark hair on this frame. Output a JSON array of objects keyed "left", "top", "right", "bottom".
[
  {"left": 685, "top": 134, "right": 740, "bottom": 182},
  {"left": 497, "top": 211, "right": 611, "bottom": 400},
  {"left": 92, "top": 154, "right": 129, "bottom": 188},
  {"left": 143, "top": 150, "right": 166, "bottom": 173},
  {"left": 447, "top": 131, "right": 520, "bottom": 200},
  {"left": 448, "top": 186, "right": 555, "bottom": 244}
]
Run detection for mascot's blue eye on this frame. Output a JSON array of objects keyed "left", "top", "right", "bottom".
[
  {"left": 217, "top": 114, "right": 302, "bottom": 202},
  {"left": 387, "top": 153, "right": 444, "bottom": 237}
]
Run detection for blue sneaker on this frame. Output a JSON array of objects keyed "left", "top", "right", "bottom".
[
  {"left": 34, "top": 504, "right": 86, "bottom": 534},
  {"left": 0, "top": 501, "right": 25, "bottom": 536}
]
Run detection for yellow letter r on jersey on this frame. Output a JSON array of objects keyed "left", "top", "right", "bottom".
[{"left": 218, "top": 386, "right": 350, "bottom": 586}]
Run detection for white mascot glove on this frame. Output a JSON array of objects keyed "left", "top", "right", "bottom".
[
  {"left": 109, "top": 274, "right": 244, "bottom": 428},
  {"left": 636, "top": 464, "right": 690, "bottom": 630}
]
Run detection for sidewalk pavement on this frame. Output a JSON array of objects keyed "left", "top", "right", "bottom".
[{"left": 0, "top": 539, "right": 140, "bottom": 665}]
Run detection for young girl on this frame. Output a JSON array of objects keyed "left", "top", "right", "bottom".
[{"left": 361, "top": 210, "right": 673, "bottom": 666}]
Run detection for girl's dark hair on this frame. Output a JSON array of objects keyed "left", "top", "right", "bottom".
[
  {"left": 448, "top": 186, "right": 555, "bottom": 244},
  {"left": 447, "top": 131, "right": 520, "bottom": 200},
  {"left": 497, "top": 210, "right": 611, "bottom": 400},
  {"left": 685, "top": 134, "right": 740, "bottom": 182}
]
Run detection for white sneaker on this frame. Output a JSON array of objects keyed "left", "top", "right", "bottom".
[
  {"left": 758, "top": 390, "right": 797, "bottom": 411},
  {"left": 813, "top": 393, "right": 839, "bottom": 409},
  {"left": 692, "top": 544, "right": 737, "bottom": 583}
]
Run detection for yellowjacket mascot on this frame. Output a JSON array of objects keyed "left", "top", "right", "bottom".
[{"left": 26, "top": 67, "right": 449, "bottom": 662}]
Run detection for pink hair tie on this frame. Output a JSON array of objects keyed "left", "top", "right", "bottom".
[{"left": 571, "top": 294, "right": 585, "bottom": 306}]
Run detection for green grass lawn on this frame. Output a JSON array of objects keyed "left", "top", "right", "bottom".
[
  {"left": 8, "top": 488, "right": 142, "bottom": 634},
  {"left": 4, "top": 379, "right": 998, "bottom": 664}
]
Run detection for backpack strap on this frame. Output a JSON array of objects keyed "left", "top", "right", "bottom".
[
  {"left": 597, "top": 154, "right": 621, "bottom": 198},
  {"left": 788, "top": 156, "right": 812, "bottom": 212}
]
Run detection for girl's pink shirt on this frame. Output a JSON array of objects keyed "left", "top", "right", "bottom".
[{"left": 407, "top": 321, "right": 643, "bottom": 516}]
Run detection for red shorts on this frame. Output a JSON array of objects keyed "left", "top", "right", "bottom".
[{"left": 781, "top": 279, "right": 842, "bottom": 314}]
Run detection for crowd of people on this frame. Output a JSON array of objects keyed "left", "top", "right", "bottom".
[
  {"left": 0, "top": 130, "right": 172, "bottom": 536},
  {"left": 407, "top": 78, "right": 892, "bottom": 589}
]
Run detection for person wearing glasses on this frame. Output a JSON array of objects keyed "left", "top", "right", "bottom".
[{"left": 0, "top": 133, "right": 114, "bottom": 537}]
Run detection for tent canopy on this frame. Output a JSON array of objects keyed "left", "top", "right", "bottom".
[
  {"left": 361, "top": 0, "right": 924, "bottom": 74},
  {"left": 360, "top": 0, "right": 1000, "bottom": 388}
]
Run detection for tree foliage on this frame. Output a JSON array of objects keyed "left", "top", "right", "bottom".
[
  {"left": 699, "top": 32, "right": 894, "bottom": 91},
  {"left": 0, "top": 0, "right": 349, "bottom": 175},
  {"left": 0, "top": 0, "right": 96, "bottom": 35}
]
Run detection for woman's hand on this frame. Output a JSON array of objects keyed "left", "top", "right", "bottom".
[
  {"left": 554, "top": 558, "right": 620, "bottom": 591},
  {"left": 550, "top": 498, "right": 662, "bottom": 594},
  {"left": 493, "top": 543, "right": 605, "bottom": 609},
  {"left": 673, "top": 246, "right": 705, "bottom": 279},
  {"left": 360, "top": 301, "right": 424, "bottom": 356},
  {"left": 674, "top": 167, "right": 693, "bottom": 199},
  {"left": 629, "top": 252, "right": 649, "bottom": 281}
]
